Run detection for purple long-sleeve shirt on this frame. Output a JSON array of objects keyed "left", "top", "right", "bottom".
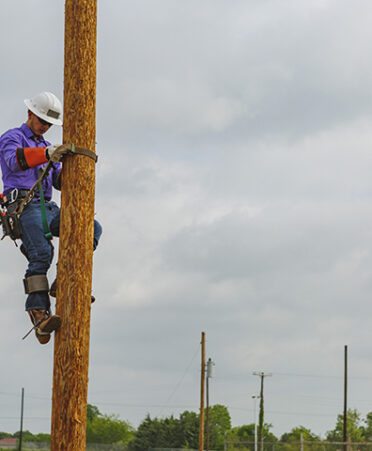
[{"left": 0, "top": 123, "right": 61, "bottom": 200}]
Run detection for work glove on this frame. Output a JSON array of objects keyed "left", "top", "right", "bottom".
[{"left": 45, "top": 145, "right": 70, "bottom": 163}]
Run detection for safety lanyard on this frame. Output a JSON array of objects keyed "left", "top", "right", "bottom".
[{"left": 38, "top": 171, "right": 52, "bottom": 241}]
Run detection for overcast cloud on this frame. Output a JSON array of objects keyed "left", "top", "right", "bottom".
[{"left": 2, "top": 0, "right": 372, "bottom": 440}]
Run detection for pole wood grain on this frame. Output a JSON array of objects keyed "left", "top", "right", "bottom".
[{"left": 51, "top": 1, "right": 97, "bottom": 449}]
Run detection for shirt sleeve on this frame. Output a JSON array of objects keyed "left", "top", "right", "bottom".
[
  {"left": 0, "top": 133, "right": 24, "bottom": 172},
  {"left": 52, "top": 162, "right": 62, "bottom": 190}
]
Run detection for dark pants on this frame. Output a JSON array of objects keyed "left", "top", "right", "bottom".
[{"left": 20, "top": 200, "right": 102, "bottom": 311}]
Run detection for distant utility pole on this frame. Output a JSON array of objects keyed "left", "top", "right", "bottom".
[
  {"left": 253, "top": 372, "right": 272, "bottom": 451},
  {"left": 18, "top": 387, "right": 24, "bottom": 451},
  {"left": 198, "top": 332, "right": 206, "bottom": 451},
  {"left": 343, "top": 345, "right": 348, "bottom": 451}
]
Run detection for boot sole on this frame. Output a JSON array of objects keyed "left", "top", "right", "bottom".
[{"left": 35, "top": 331, "right": 51, "bottom": 345}]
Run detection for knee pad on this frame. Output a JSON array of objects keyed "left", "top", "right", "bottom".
[{"left": 23, "top": 275, "right": 49, "bottom": 294}]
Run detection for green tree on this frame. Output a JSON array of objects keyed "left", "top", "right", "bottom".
[
  {"left": 326, "top": 409, "right": 365, "bottom": 442},
  {"left": 13, "top": 430, "right": 36, "bottom": 441},
  {"left": 207, "top": 404, "right": 232, "bottom": 450},
  {"left": 85, "top": 404, "right": 134, "bottom": 445},
  {"left": 132, "top": 405, "right": 233, "bottom": 450},
  {"left": 262, "top": 423, "right": 277, "bottom": 444},
  {"left": 363, "top": 411, "right": 372, "bottom": 441},
  {"left": 33, "top": 433, "right": 51, "bottom": 443},
  {"left": 227, "top": 423, "right": 276, "bottom": 447},
  {"left": 0, "top": 431, "right": 12, "bottom": 439},
  {"left": 157, "top": 415, "right": 181, "bottom": 448},
  {"left": 280, "top": 426, "right": 322, "bottom": 451},
  {"left": 229, "top": 423, "right": 256, "bottom": 442},
  {"left": 281, "top": 426, "right": 320, "bottom": 442},
  {"left": 131, "top": 414, "right": 162, "bottom": 451},
  {"left": 179, "top": 410, "right": 199, "bottom": 449},
  {"left": 86, "top": 413, "right": 134, "bottom": 444},
  {"left": 131, "top": 414, "right": 186, "bottom": 449},
  {"left": 87, "top": 403, "right": 101, "bottom": 422}
]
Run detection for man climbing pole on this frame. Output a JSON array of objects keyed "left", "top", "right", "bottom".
[{"left": 0, "top": 91, "right": 102, "bottom": 344}]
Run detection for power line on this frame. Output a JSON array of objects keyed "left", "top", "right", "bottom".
[
  {"left": 89, "top": 401, "right": 198, "bottom": 408},
  {"left": 274, "top": 371, "right": 372, "bottom": 380},
  {"left": 0, "top": 416, "right": 50, "bottom": 420},
  {"left": 227, "top": 407, "right": 339, "bottom": 418},
  {"left": 163, "top": 344, "right": 200, "bottom": 407}
]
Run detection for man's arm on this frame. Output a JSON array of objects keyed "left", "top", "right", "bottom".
[
  {"left": 1, "top": 137, "right": 68, "bottom": 171},
  {"left": 0, "top": 134, "right": 25, "bottom": 172},
  {"left": 52, "top": 164, "right": 63, "bottom": 191}
]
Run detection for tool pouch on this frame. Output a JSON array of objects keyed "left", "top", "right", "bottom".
[
  {"left": 0, "top": 211, "right": 22, "bottom": 240},
  {"left": 0, "top": 195, "right": 23, "bottom": 241},
  {"left": 0, "top": 212, "right": 12, "bottom": 237},
  {"left": 8, "top": 213, "right": 23, "bottom": 240}
]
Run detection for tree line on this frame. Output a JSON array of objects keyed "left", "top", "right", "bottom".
[{"left": 1, "top": 405, "right": 372, "bottom": 450}]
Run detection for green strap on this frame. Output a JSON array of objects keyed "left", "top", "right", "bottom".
[{"left": 38, "top": 181, "right": 52, "bottom": 241}]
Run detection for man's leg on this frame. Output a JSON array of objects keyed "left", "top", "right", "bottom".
[
  {"left": 49, "top": 209, "right": 102, "bottom": 248},
  {"left": 49, "top": 209, "right": 102, "bottom": 300},
  {"left": 20, "top": 202, "right": 60, "bottom": 344}
]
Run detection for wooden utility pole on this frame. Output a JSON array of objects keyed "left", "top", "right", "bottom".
[
  {"left": 50, "top": 1, "right": 97, "bottom": 450},
  {"left": 253, "top": 372, "right": 272, "bottom": 451},
  {"left": 198, "top": 332, "right": 206, "bottom": 451},
  {"left": 258, "top": 374, "right": 264, "bottom": 451}
]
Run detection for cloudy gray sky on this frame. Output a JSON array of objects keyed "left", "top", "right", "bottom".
[{"left": 2, "top": 0, "right": 372, "bottom": 440}]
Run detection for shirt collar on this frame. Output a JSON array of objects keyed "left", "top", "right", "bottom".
[{"left": 21, "top": 123, "right": 47, "bottom": 144}]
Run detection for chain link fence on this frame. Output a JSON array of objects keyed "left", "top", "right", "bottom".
[
  {"left": 149, "top": 449, "right": 217, "bottom": 451},
  {"left": 224, "top": 442, "right": 372, "bottom": 451},
  {"left": 0, "top": 443, "right": 130, "bottom": 451},
  {"left": 3, "top": 442, "right": 372, "bottom": 451}
]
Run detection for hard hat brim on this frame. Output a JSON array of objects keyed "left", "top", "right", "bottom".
[{"left": 24, "top": 98, "right": 63, "bottom": 126}]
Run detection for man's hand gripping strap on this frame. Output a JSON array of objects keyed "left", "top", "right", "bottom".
[{"left": 23, "top": 275, "right": 49, "bottom": 294}]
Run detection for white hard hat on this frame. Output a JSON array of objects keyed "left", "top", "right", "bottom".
[{"left": 24, "top": 92, "right": 63, "bottom": 126}]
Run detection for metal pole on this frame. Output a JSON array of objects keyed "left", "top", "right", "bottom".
[
  {"left": 199, "top": 332, "right": 206, "bottom": 451},
  {"left": 206, "top": 357, "right": 214, "bottom": 451},
  {"left": 343, "top": 345, "right": 348, "bottom": 451},
  {"left": 18, "top": 387, "right": 24, "bottom": 451},
  {"left": 51, "top": 1, "right": 97, "bottom": 450},
  {"left": 252, "top": 396, "right": 259, "bottom": 451},
  {"left": 206, "top": 374, "right": 210, "bottom": 451}
]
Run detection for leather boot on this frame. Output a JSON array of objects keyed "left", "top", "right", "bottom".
[{"left": 28, "top": 309, "right": 61, "bottom": 345}]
